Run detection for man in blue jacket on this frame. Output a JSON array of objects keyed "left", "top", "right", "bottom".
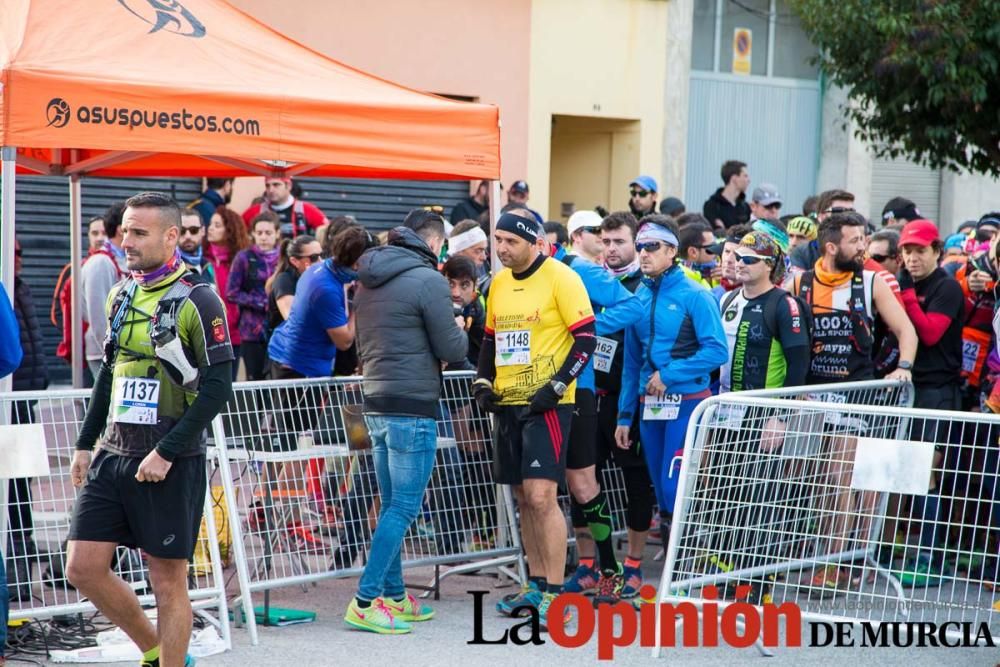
[
  {"left": 0, "top": 281, "right": 22, "bottom": 667},
  {"left": 596, "top": 216, "right": 728, "bottom": 547}
]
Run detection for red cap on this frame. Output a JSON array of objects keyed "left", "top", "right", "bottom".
[{"left": 899, "top": 219, "right": 940, "bottom": 247}]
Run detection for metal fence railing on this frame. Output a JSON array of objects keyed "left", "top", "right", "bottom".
[
  {"left": 212, "top": 372, "right": 525, "bottom": 645},
  {"left": 0, "top": 389, "right": 230, "bottom": 647},
  {"left": 655, "top": 382, "right": 1000, "bottom": 656}
]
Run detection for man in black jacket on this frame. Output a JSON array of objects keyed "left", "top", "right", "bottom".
[
  {"left": 703, "top": 160, "right": 751, "bottom": 231},
  {"left": 344, "top": 213, "right": 468, "bottom": 634},
  {"left": 7, "top": 239, "right": 49, "bottom": 602}
]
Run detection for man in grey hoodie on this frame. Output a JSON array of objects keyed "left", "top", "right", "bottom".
[{"left": 344, "top": 210, "right": 468, "bottom": 634}]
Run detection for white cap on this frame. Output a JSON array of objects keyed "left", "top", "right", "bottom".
[{"left": 566, "top": 210, "right": 603, "bottom": 235}]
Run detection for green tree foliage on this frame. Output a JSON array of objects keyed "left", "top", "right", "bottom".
[{"left": 789, "top": 0, "right": 1000, "bottom": 174}]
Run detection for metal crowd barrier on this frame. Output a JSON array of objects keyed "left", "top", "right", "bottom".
[
  {"left": 655, "top": 380, "right": 1000, "bottom": 656},
  {"left": 0, "top": 388, "right": 231, "bottom": 647},
  {"left": 212, "top": 372, "right": 525, "bottom": 645}
]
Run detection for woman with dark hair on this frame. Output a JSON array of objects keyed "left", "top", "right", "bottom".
[
  {"left": 266, "top": 234, "right": 322, "bottom": 334},
  {"left": 268, "top": 226, "right": 377, "bottom": 381},
  {"left": 227, "top": 212, "right": 282, "bottom": 380},
  {"left": 205, "top": 205, "right": 250, "bottom": 379}
]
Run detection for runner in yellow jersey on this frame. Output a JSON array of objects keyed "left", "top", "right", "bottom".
[{"left": 473, "top": 211, "right": 595, "bottom": 631}]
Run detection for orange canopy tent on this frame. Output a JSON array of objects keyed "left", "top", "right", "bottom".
[{"left": 0, "top": 0, "right": 501, "bottom": 388}]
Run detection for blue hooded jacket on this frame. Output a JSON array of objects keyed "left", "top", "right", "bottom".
[
  {"left": 595, "top": 265, "right": 727, "bottom": 425},
  {"left": 551, "top": 245, "right": 634, "bottom": 393}
]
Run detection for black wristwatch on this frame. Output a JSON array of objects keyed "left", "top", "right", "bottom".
[{"left": 898, "top": 360, "right": 913, "bottom": 371}]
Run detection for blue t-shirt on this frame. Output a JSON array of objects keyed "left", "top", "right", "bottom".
[{"left": 267, "top": 260, "right": 350, "bottom": 377}]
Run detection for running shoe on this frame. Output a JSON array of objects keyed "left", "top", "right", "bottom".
[
  {"left": 286, "top": 520, "right": 327, "bottom": 553},
  {"left": 344, "top": 598, "right": 412, "bottom": 635},
  {"left": 621, "top": 565, "right": 643, "bottom": 599},
  {"left": 140, "top": 655, "right": 196, "bottom": 667},
  {"left": 495, "top": 579, "right": 540, "bottom": 616},
  {"left": 808, "top": 565, "right": 848, "bottom": 598},
  {"left": 381, "top": 593, "right": 435, "bottom": 622},
  {"left": 563, "top": 563, "right": 600, "bottom": 595},
  {"left": 535, "top": 591, "right": 572, "bottom": 633},
  {"left": 593, "top": 569, "right": 625, "bottom": 606}
]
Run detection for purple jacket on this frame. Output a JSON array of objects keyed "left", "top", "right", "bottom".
[{"left": 226, "top": 246, "right": 279, "bottom": 342}]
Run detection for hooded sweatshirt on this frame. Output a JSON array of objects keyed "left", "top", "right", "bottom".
[{"left": 354, "top": 227, "right": 468, "bottom": 418}]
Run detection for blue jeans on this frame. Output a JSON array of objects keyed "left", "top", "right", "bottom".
[{"left": 357, "top": 415, "right": 437, "bottom": 601}]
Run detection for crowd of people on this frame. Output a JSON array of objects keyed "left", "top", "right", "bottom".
[{"left": 4, "top": 162, "right": 1000, "bottom": 659}]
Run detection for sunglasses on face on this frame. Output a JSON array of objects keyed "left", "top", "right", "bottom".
[
  {"left": 764, "top": 203, "right": 782, "bottom": 210},
  {"left": 869, "top": 253, "right": 894, "bottom": 263},
  {"left": 580, "top": 226, "right": 601, "bottom": 235},
  {"left": 736, "top": 254, "right": 772, "bottom": 265},
  {"left": 630, "top": 189, "right": 650, "bottom": 198},
  {"left": 635, "top": 241, "right": 664, "bottom": 253},
  {"left": 695, "top": 244, "right": 717, "bottom": 255},
  {"left": 180, "top": 226, "right": 202, "bottom": 236},
  {"left": 294, "top": 253, "right": 322, "bottom": 262}
]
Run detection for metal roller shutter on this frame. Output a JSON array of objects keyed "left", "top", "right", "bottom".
[
  {"left": 6, "top": 176, "right": 202, "bottom": 385},
  {"left": 295, "top": 178, "right": 470, "bottom": 232},
  {"left": 870, "top": 156, "right": 941, "bottom": 227}
]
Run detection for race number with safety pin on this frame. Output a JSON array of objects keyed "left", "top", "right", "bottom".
[
  {"left": 643, "top": 393, "right": 683, "bottom": 421},
  {"left": 593, "top": 336, "right": 618, "bottom": 373},
  {"left": 496, "top": 330, "right": 531, "bottom": 366},
  {"left": 113, "top": 377, "right": 160, "bottom": 425}
]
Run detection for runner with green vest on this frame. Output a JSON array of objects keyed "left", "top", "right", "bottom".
[{"left": 67, "top": 192, "right": 234, "bottom": 667}]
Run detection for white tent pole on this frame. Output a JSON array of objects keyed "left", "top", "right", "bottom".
[
  {"left": 69, "top": 175, "right": 84, "bottom": 388},
  {"left": 0, "top": 146, "right": 16, "bottom": 561},
  {"left": 489, "top": 180, "right": 501, "bottom": 275}
]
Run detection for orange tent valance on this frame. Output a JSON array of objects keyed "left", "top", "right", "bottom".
[{"left": 0, "top": 0, "right": 500, "bottom": 180}]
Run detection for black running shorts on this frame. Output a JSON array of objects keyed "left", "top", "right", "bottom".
[
  {"left": 492, "top": 404, "right": 573, "bottom": 485},
  {"left": 69, "top": 449, "right": 207, "bottom": 559}
]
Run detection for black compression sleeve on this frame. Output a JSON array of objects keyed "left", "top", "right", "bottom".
[
  {"left": 477, "top": 330, "right": 497, "bottom": 382},
  {"left": 75, "top": 362, "right": 114, "bottom": 451},
  {"left": 553, "top": 320, "right": 597, "bottom": 385},
  {"left": 155, "top": 362, "right": 233, "bottom": 461},
  {"left": 783, "top": 345, "right": 811, "bottom": 387}
]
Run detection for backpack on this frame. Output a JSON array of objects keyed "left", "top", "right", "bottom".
[
  {"left": 721, "top": 288, "right": 813, "bottom": 350},
  {"left": 52, "top": 251, "right": 123, "bottom": 364}
]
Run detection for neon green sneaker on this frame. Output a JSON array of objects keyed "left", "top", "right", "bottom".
[
  {"left": 381, "top": 593, "right": 435, "bottom": 622},
  {"left": 537, "top": 592, "right": 572, "bottom": 633},
  {"left": 344, "top": 598, "right": 412, "bottom": 634}
]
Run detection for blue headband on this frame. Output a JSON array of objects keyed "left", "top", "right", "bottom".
[{"left": 636, "top": 223, "right": 679, "bottom": 247}]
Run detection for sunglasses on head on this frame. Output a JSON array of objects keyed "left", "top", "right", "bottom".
[
  {"left": 635, "top": 241, "right": 664, "bottom": 253},
  {"left": 825, "top": 206, "right": 855, "bottom": 214},
  {"left": 180, "top": 226, "right": 202, "bottom": 235},
  {"left": 630, "top": 189, "right": 650, "bottom": 198},
  {"left": 737, "top": 253, "right": 772, "bottom": 265},
  {"left": 294, "top": 253, "right": 322, "bottom": 262}
]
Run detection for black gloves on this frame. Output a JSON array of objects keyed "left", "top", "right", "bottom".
[
  {"left": 897, "top": 267, "right": 914, "bottom": 291},
  {"left": 529, "top": 382, "right": 562, "bottom": 414},
  {"left": 472, "top": 378, "right": 503, "bottom": 413}
]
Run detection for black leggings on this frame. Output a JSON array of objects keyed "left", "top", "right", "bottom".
[{"left": 241, "top": 341, "right": 270, "bottom": 381}]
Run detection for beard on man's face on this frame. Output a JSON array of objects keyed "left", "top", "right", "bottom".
[{"left": 833, "top": 247, "right": 863, "bottom": 272}]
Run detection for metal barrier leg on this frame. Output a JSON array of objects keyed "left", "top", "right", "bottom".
[
  {"left": 200, "top": 460, "right": 232, "bottom": 649},
  {"left": 211, "top": 417, "right": 258, "bottom": 646}
]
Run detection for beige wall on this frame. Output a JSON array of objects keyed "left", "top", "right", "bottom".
[
  {"left": 227, "top": 0, "right": 531, "bottom": 193},
  {"left": 528, "top": 0, "right": 668, "bottom": 219}
]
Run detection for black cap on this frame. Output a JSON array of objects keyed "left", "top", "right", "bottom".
[
  {"left": 659, "top": 196, "right": 685, "bottom": 217},
  {"left": 510, "top": 180, "right": 529, "bottom": 194}
]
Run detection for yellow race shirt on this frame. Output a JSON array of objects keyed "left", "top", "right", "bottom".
[{"left": 486, "top": 257, "right": 594, "bottom": 405}]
